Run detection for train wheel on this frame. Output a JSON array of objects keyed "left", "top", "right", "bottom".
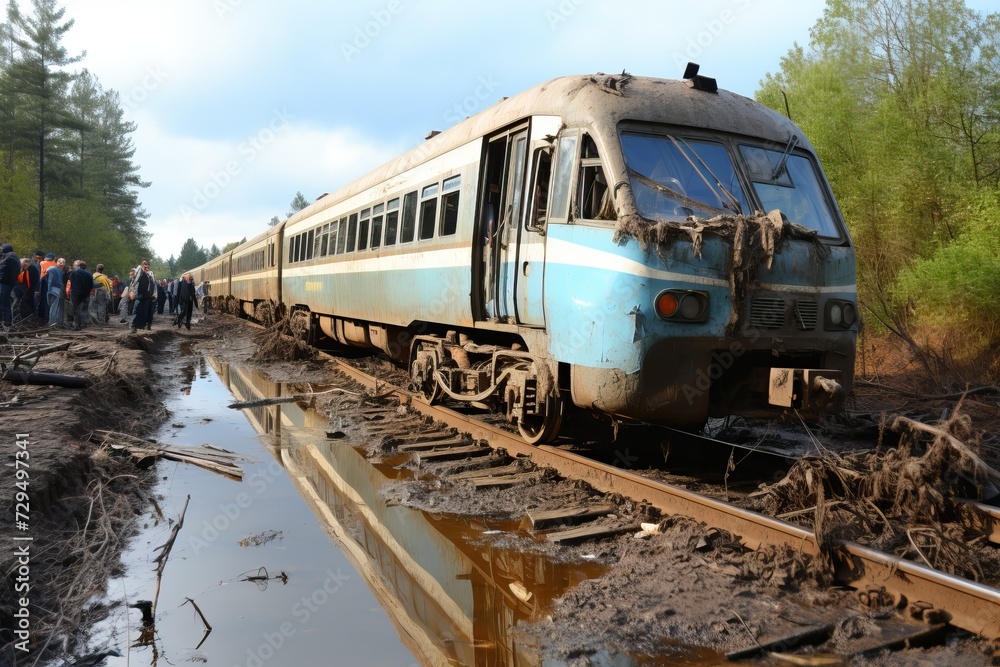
[
  {"left": 411, "top": 353, "right": 442, "bottom": 404},
  {"left": 517, "top": 394, "right": 564, "bottom": 444}
]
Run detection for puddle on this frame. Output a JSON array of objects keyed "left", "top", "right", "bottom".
[{"left": 80, "top": 354, "right": 722, "bottom": 666}]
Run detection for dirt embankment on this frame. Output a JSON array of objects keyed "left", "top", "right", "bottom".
[{"left": 0, "top": 322, "right": 216, "bottom": 665}]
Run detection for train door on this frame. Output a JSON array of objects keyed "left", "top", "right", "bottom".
[
  {"left": 477, "top": 124, "right": 528, "bottom": 323},
  {"left": 515, "top": 117, "right": 562, "bottom": 326}
]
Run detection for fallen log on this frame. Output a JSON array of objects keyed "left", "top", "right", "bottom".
[{"left": 2, "top": 368, "right": 91, "bottom": 388}]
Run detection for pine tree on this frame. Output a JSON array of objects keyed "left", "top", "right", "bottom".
[
  {"left": 287, "top": 191, "right": 309, "bottom": 217},
  {"left": 5, "top": 0, "right": 85, "bottom": 231}
]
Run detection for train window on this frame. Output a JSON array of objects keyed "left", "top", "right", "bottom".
[
  {"left": 439, "top": 176, "right": 460, "bottom": 236},
  {"left": 550, "top": 135, "right": 578, "bottom": 221},
  {"left": 288, "top": 239, "right": 294, "bottom": 263},
  {"left": 738, "top": 145, "right": 840, "bottom": 237},
  {"left": 400, "top": 191, "right": 417, "bottom": 243},
  {"left": 306, "top": 229, "right": 315, "bottom": 260},
  {"left": 371, "top": 203, "right": 384, "bottom": 249},
  {"left": 385, "top": 198, "right": 400, "bottom": 246},
  {"left": 358, "top": 208, "right": 370, "bottom": 251},
  {"left": 319, "top": 223, "right": 329, "bottom": 257},
  {"left": 527, "top": 147, "right": 552, "bottom": 231},
  {"left": 622, "top": 133, "right": 746, "bottom": 222},
  {"left": 291, "top": 235, "right": 300, "bottom": 263},
  {"left": 418, "top": 183, "right": 438, "bottom": 241},
  {"left": 337, "top": 217, "right": 347, "bottom": 254},
  {"left": 346, "top": 214, "right": 358, "bottom": 252},
  {"left": 328, "top": 221, "right": 338, "bottom": 256}
]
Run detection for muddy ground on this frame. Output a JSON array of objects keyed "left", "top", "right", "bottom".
[
  {"left": 0, "top": 316, "right": 220, "bottom": 665},
  {"left": 5, "top": 313, "right": 999, "bottom": 666}
]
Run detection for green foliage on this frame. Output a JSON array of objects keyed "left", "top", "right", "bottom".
[
  {"left": 287, "top": 191, "right": 309, "bottom": 218},
  {"left": 222, "top": 238, "right": 246, "bottom": 253},
  {"left": 173, "top": 237, "right": 209, "bottom": 275},
  {"left": 896, "top": 189, "right": 1000, "bottom": 328},
  {"left": 0, "top": 0, "right": 151, "bottom": 271},
  {"left": 756, "top": 0, "right": 1000, "bottom": 374}
]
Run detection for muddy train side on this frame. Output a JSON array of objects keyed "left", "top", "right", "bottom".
[{"left": 195, "top": 72, "right": 857, "bottom": 443}]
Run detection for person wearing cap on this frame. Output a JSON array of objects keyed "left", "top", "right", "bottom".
[{"left": 0, "top": 244, "right": 20, "bottom": 327}]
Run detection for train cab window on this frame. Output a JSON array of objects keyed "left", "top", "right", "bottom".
[
  {"left": 418, "top": 183, "right": 438, "bottom": 241},
  {"left": 550, "top": 134, "right": 578, "bottom": 221},
  {"left": 358, "top": 208, "right": 370, "bottom": 251},
  {"left": 400, "top": 191, "right": 417, "bottom": 243},
  {"left": 439, "top": 175, "right": 460, "bottom": 236},
  {"left": 337, "top": 217, "right": 347, "bottom": 254},
  {"left": 622, "top": 132, "right": 746, "bottom": 222},
  {"left": 527, "top": 147, "right": 552, "bottom": 231},
  {"left": 578, "top": 135, "right": 614, "bottom": 221},
  {"left": 346, "top": 213, "right": 358, "bottom": 252},
  {"left": 371, "top": 203, "right": 384, "bottom": 249},
  {"left": 385, "top": 198, "right": 400, "bottom": 246},
  {"left": 306, "top": 229, "right": 315, "bottom": 260}
]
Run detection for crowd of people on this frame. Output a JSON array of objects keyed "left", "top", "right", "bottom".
[{"left": 1, "top": 245, "right": 211, "bottom": 333}]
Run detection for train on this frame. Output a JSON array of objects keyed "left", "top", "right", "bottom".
[{"left": 191, "top": 65, "right": 858, "bottom": 444}]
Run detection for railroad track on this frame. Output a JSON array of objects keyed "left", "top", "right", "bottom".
[{"left": 317, "top": 351, "right": 1000, "bottom": 648}]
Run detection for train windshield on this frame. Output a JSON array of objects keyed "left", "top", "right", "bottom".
[
  {"left": 738, "top": 144, "right": 840, "bottom": 237},
  {"left": 621, "top": 132, "right": 747, "bottom": 222}
]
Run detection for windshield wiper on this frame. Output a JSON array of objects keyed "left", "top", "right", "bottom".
[
  {"left": 670, "top": 136, "right": 742, "bottom": 214},
  {"left": 771, "top": 134, "right": 799, "bottom": 181},
  {"left": 627, "top": 168, "right": 732, "bottom": 217}
]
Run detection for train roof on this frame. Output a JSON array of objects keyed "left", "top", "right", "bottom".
[{"left": 287, "top": 74, "right": 807, "bottom": 227}]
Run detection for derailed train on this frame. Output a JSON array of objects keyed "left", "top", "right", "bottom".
[{"left": 192, "top": 67, "right": 857, "bottom": 444}]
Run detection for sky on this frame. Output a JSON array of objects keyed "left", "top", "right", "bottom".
[{"left": 52, "top": 0, "right": 992, "bottom": 261}]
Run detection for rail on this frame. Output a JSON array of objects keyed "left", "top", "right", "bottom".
[{"left": 321, "top": 352, "right": 1000, "bottom": 640}]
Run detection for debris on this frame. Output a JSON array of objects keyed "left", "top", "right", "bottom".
[
  {"left": 92, "top": 430, "right": 243, "bottom": 480},
  {"left": 152, "top": 496, "right": 190, "bottom": 617},
  {"left": 614, "top": 209, "right": 828, "bottom": 334},
  {"left": 2, "top": 369, "right": 91, "bottom": 388}
]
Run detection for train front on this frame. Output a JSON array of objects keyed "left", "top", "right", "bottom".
[{"left": 545, "top": 76, "right": 857, "bottom": 429}]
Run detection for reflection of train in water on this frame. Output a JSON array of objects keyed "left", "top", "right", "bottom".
[
  {"left": 210, "top": 357, "right": 604, "bottom": 666},
  {"left": 194, "top": 66, "right": 857, "bottom": 443}
]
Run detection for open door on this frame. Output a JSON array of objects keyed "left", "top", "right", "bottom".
[
  {"left": 475, "top": 118, "right": 560, "bottom": 327},
  {"left": 476, "top": 124, "right": 528, "bottom": 323}
]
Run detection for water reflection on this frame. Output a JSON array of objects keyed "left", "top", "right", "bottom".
[{"left": 207, "top": 358, "right": 609, "bottom": 667}]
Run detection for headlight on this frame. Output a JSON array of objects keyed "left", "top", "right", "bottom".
[
  {"left": 825, "top": 299, "right": 857, "bottom": 330},
  {"left": 654, "top": 290, "right": 709, "bottom": 323},
  {"left": 829, "top": 303, "right": 842, "bottom": 326},
  {"left": 843, "top": 303, "right": 856, "bottom": 326}
]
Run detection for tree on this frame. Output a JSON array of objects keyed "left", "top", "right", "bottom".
[
  {"left": 268, "top": 215, "right": 281, "bottom": 227},
  {"left": 287, "top": 191, "right": 309, "bottom": 217},
  {"left": 757, "top": 0, "right": 1000, "bottom": 377},
  {"left": 222, "top": 238, "right": 245, "bottom": 253},
  {"left": 174, "top": 238, "right": 208, "bottom": 275},
  {"left": 5, "top": 0, "right": 85, "bottom": 231},
  {"left": 208, "top": 243, "right": 220, "bottom": 260}
]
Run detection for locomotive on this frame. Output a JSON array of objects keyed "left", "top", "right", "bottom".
[{"left": 193, "top": 66, "right": 857, "bottom": 443}]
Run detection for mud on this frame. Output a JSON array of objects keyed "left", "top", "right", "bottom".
[
  {"left": 0, "top": 322, "right": 209, "bottom": 663},
  {"left": 86, "top": 314, "right": 995, "bottom": 666}
]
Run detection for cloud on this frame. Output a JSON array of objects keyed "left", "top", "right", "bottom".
[{"left": 141, "top": 115, "right": 403, "bottom": 258}]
